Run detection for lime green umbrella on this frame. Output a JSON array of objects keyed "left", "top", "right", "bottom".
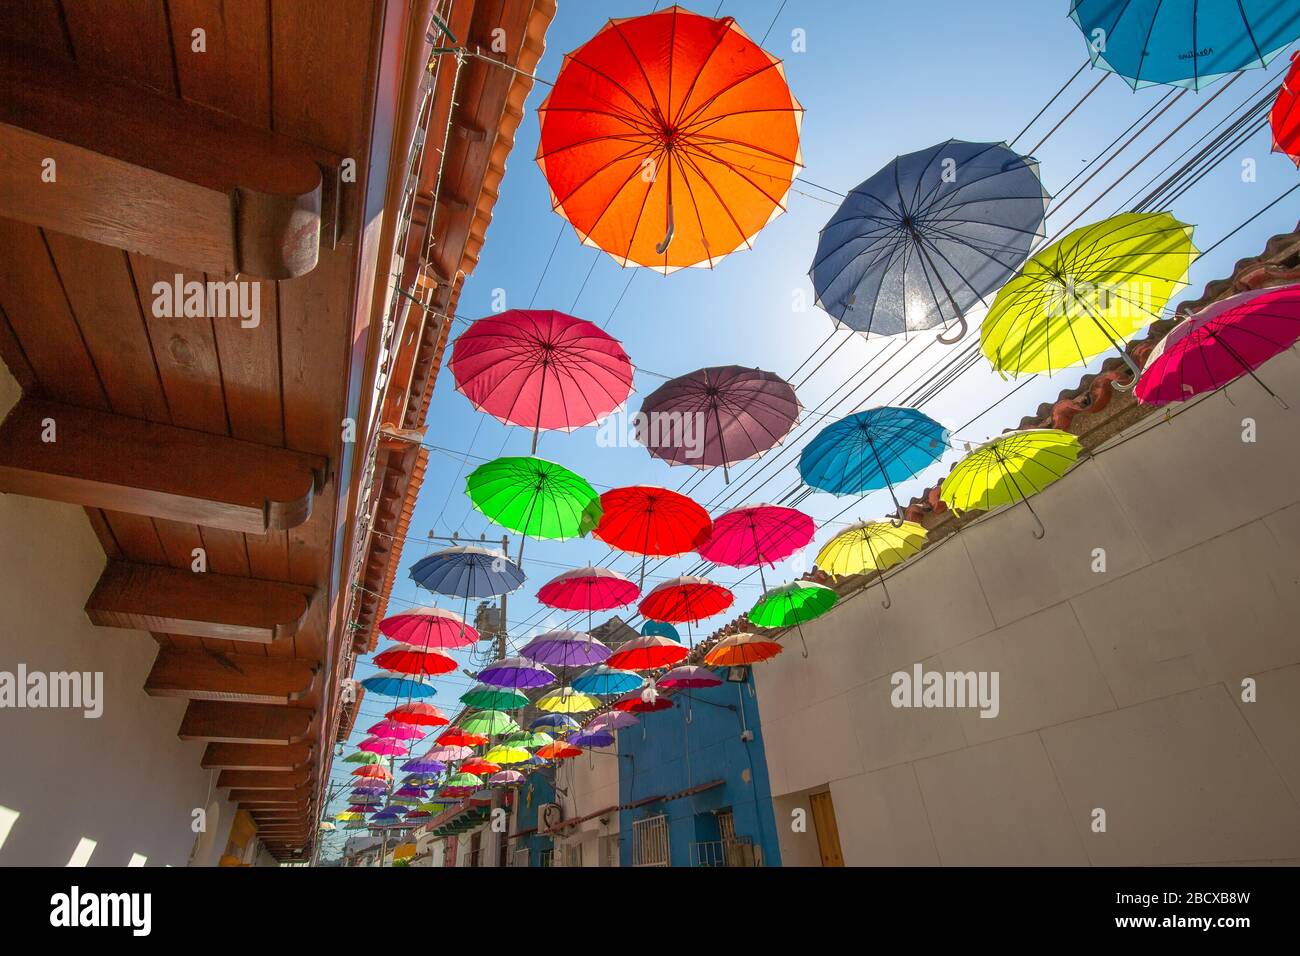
[
  {"left": 343, "top": 751, "right": 384, "bottom": 764},
  {"left": 460, "top": 709, "right": 520, "bottom": 736},
  {"left": 939, "top": 428, "right": 1082, "bottom": 539},
  {"left": 749, "top": 581, "right": 838, "bottom": 658},
  {"left": 444, "top": 772, "right": 482, "bottom": 788},
  {"left": 460, "top": 684, "right": 529, "bottom": 711},
  {"left": 980, "top": 211, "right": 1198, "bottom": 382},
  {"left": 503, "top": 730, "right": 554, "bottom": 750},
  {"left": 466, "top": 456, "right": 602, "bottom": 562},
  {"left": 815, "top": 520, "right": 928, "bottom": 609},
  {"left": 483, "top": 744, "right": 533, "bottom": 765}
]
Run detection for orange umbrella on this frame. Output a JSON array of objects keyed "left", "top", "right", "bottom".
[
  {"left": 536, "top": 741, "right": 583, "bottom": 761},
  {"left": 536, "top": 5, "right": 803, "bottom": 273},
  {"left": 703, "top": 632, "right": 783, "bottom": 666}
]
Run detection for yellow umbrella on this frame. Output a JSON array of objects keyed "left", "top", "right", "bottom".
[
  {"left": 814, "top": 520, "right": 928, "bottom": 608},
  {"left": 482, "top": 745, "right": 532, "bottom": 765},
  {"left": 535, "top": 686, "right": 601, "bottom": 714},
  {"left": 939, "top": 429, "right": 1082, "bottom": 539},
  {"left": 980, "top": 212, "right": 1198, "bottom": 383},
  {"left": 334, "top": 811, "right": 365, "bottom": 822}
]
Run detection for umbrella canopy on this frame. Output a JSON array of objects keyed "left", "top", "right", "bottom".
[
  {"left": 614, "top": 692, "right": 674, "bottom": 713},
  {"left": 349, "top": 788, "right": 385, "bottom": 799},
  {"left": 343, "top": 751, "right": 384, "bottom": 765},
  {"left": 425, "top": 744, "right": 475, "bottom": 762},
  {"left": 483, "top": 745, "right": 533, "bottom": 766},
  {"left": 365, "top": 719, "right": 426, "bottom": 741},
  {"left": 459, "top": 758, "right": 501, "bottom": 776},
  {"left": 536, "top": 5, "right": 802, "bottom": 273},
  {"left": 334, "top": 811, "right": 366, "bottom": 822},
  {"left": 372, "top": 644, "right": 458, "bottom": 677},
  {"left": 393, "top": 785, "right": 427, "bottom": 799},
  {"left": 519, "top": 630, "right": 611, "bottom": 668},
  {"left": 606, "top": 634, "right": 688, "bottom": 671},
  {"left": 444, "top": 772, "right": 483, "bottom": 789},
  {"left": 697, "top": 504, "right": 815, "bottom": 570},
  {"left": 351, "top": 764, "right": 392, "bottom": 780},
  {"left": 359, "top": 672, "right": 436, "bottom": 699},
  {"left": 409, "top": 545, "right": 525, "bottom": 598},
  {"left": 537, "top": 566, "right": 640, "bottom": 611},
  {"left": 459, "top": 684, "right": 530, "bottom": 711},
  {"left": 358, "top": 737, "right": 409, "bottom": 757},
  {"left": 400, "top": 757, "right": 447, "bottom": 775},
  {"left": 592, "top": 486, "right": 712, "bottom": 557},
  {"left": 799, "top": 407, "right": 949, "bottom": 516},
  {"left": 572, "top": 665, "right": 644, "bottom": 697},
  {"left": 980, "top": 212, "right": 1199, "bottom": 381},
  {"left": 1273, "top": 53, "right": 1300, "bottom": 166},
  {"left": 377, "top": 606, "right": 478, "bottom": 650},
  {"left": 488, "top": 770, "right": 527, "bottom": 785},
  {"left": 478, "top": 656, "right": 557, "bottom": 690},
  {"left": 503, "top": 730, "right": 555, "bottom": 750},
  {"left": 460, "top": 710, "right": 521, "bottom": 736},
  {"left": 703, "top": 633, "right": 783, "bottom": 666},
  {"left": 811, "top": 140, "right": 1049, "bottom": 342},
  {"left": 638, "top": 576, "right": 734, "bottom": 624},
  {"left": 450, "top": 309, "right": 634, "bottom": 452},
  {"left": 749, "top": 581, "right": 837, "bottom": 629},
  {"left": 1135, "top": 285, "right": 1300, "bottom": 408},
  {"left": 939, "top": 429, "right": 1083, "bottom": 539},
  {"left": 467, "top": 456, "right": 602, "bottom": 542},
  {"left": 588, "top": 710, "right": 639, "bottom": 731},
  {"left": 438, "top": 727, "right": 489, "bottom": 747},
  {"left": 570, "top": 729, "right": 617, "bottom": 749},
  {"left": 659, "top": 665, "right": 723, "bottom": 689},
  {"left": 1070, "top": 0, "right": 1300, "bottom": 90},
  {"left": 386, "top": 702, "right": 449, "bottom": 727},
  {"left": 536, "top": 687, "right": 603, "bottom": 714},
  {"left": 536, "top": 741, "right": 583, "bottom": 761},
  {"left": 642, "top": 620, "right": 680, "bottom": 641},
  {"left": 815, "top": 520, "right": 928, "bottom": 608},
  {"left": 530, "top": 713, "right": 582, "bottom": 734},
  {"left": 638, "top": 366, "right": 801, "bottom": 481}
]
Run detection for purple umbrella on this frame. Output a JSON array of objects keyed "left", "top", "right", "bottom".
[
  {"left": 350, "top": 786, "right": 387, "bottom": 797},
  {"left": 401, "top": 757, "right": 448, "bottom": 774},
  {"left": 478, "top": 655, "right": 557, "bottom": 690},
  {"left": 519, "top": 630, "right": 611, "bottom": 668},
  {"left": 587, "top": 710, "right": 638, "bottom": 731},
  {"left": 571, "top": 729, "right": 616, "bottom": 748},
  {"left": 637, "top": 365, "right": 800, "bottom": 482},
  {"left": 393, "top": 785, "right": 426, "bottom": 798}
]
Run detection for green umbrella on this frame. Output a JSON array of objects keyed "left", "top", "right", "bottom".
[
  {"left": 749, "top": 581, "right": 838, "bottom": 658},
  {"left": 444, "top": 772, "right": 482, "bottom": 788},
  {"left": 460, "top": 709, "right": 520, "bottom": 736},
  {"left": 466, "top": 456, "right": 602, "bottom": 562},
  {"left": 343, "top": 751, "right": 384, "bottom": 764},
  {"left": 459, "top": 684, "right": 529, "bottom": 711},
  {"left": 502, "top": 730, "right": 553, "bottom": 750}
]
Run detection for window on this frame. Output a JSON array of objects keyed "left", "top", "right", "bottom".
[
  {"left": 468, "top": 830, "right": 482, "bottom": 868},
  {"left": 632, "top": 814, "right": 669, "bottom": 867},
  {"left": 538, "top": 848, "right": 554, "bottom": 868},
  {"left": 564, "top": 842, "right": 583, "bottom": 868}
]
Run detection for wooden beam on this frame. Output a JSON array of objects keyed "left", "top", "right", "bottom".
[
  {"left": 86, "top": 561, "right": 311, "bottom": 644},
  {"left": 202, "top": 743, "right": 312, "bottom": 771},
  {"left": 0, "top": 398, "right": 325, "bottom": 533},
  {"left": 230, "top": 787, "right": 311, "bottom": 804},
  {"left": 217, "top": 769, "right": 311, "bottom": 790},
  {"left": 0, "top": 42, "right": 327, "bottom": 278},
  {"left": 145, "top": 646, "right": 316, "bottom": 702},
  {"left": 178, "top": 701, "right": 312, "bottom": 745}
]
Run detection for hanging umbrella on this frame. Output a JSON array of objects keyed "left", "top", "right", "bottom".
[
  {"left": 409, "top": 545, "right": 525, "bottom": 598},
  {"left": 488, "top": 770, "right": 527, "bottom": 785},
  {"left": 483, "top": 746, "right": 533, "bottom": 766},
  {"left": 704, "top": 632, "right": 784, "bottom": 666},
  {"left": 811, "top": 140, "right": 1049, "bottom": 343},
  {"left": 980, "top": 212, "right": 1199, "bottom": 382},
  {"left": 425, "top": 744, "right": 475, "bottom": 762},
  {"left": 1272, "top": 53, "right": 1300, "bottom": 166},
  {"left": 386, "top": 702, "right": 449, "bottom": 727},
  {"left": 592, "top": 485, "right": 712, "bottom": 585},
  {"left": 749, "top": 581, "right": 837, "bottom": 657},
  {"left": 530, "top": 713, "right": 582, "bottom": 734},
  {"left": 613, "top": 692, "right": 674, "bottom": 713},
  {"left": 460, "top": 710, "right": 520, "bottom": 736},
  {"left": 352, "top": 764, "right": 392, "bottom": 780},
  {"left": 1070, "top": 0, "right": 1300, "bottom": 90},
  {"left": 372, "top": 643, "right": 457, "bottom": 677},
  {"left": 459, "top": 757, "right": 501, "bottom": 777},
  {"left": 400, "top": 756, "right": 447, "bottom": 775},
  {"left": 642, "top": 620, "right": 680, "bottom": 641},
  {"left": 318, "top": 821, "right": 337, "bottom": 832},
  {"left": 536, "top": 687, "right": 603, "bottom": 714},
  {"left": 359, "top": 671, "right": 436, "bottom": 699},
  {"left": 939, "top": 429, "right": 1083, "bottom": 539},
  {"left": 334, "top": 811, "right": 366, "bottom": 822},
  {"left": 343, "top": 751, "right": 384, "bottom": 765},
  {"left": 606, "top": 634, "right": 689, "bottom": 672},
  {"left": 799, "top": 408, "right": 950, "bottom": 518},
  {"left": 443, "top": 772, "right": 482, "bottom": 789},
  {"left": 536, "top": 741, "right": 583, "bottom": 761},
  {"left": 1135, "top": 285, "right": 1299, "bottom": 409},
  {"left": 377, "top": 606, "right": 478, "bottom": 650},
  {"left": 349, "top": 785, "right": 387, "bottom": 797},
  {"left": 537, "top": 566, "right": 640, "bottom": 613},
  {"left": 815, "top": 519, "right": 928, "bottom": 608},
  {"left": 437, "top": 727, "right": 489, "bottom": 748},
  {"left": 467, "top": 456, "right": 602, "bottom": 562},
  {"left": 365, "top": 719, "right": 427, "bottom": 741},
  {"left": 358, "top": 737, "right": 409, "bottom": 757},
  {"left": 659, "top": 665, "right": 723, "bottom": 690},
  {"left": 697, "top": 504, "right": 815, "bottom": 592},
  {"left": 459, "top": 684, "right": 529, "bottom": 711},
  {"left": 570, "top": 729, "right": 616, "bottom": 749},
  {"left": 450, "top": 309, "right": 634, "bottom": 453},
  {"left": 392, "top": 785, "right": 427, "bottom": 799},
  {"left": 401, "top": 773, "right": 439, "bottom": 787},
  {"left": 478, "top": 656, "right": 557, "bottom": 691},
  {"left": 536, "top": 4, "right": 803, "bottom": 273},
  {"left": 572, "top": 664, "right": 643, "bottom": 697},
  {"left": 503, "top": 730, "right": 554, "bottom": 750},
  {"left": 588, "top": 710, "right": 639, "bottom": 731},
  {"left": 638, "top": 576, "right": 734, "bottom": 624},
  {"left": 519, "top": 630, "right": 611, "bottom": 669},
  {"left": 638, "top": 366, "right": 801, "bottom": 482}
]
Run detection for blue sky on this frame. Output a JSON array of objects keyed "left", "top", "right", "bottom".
[{"left": 323, "top": 0, "right": 1299, "bottom": 829}]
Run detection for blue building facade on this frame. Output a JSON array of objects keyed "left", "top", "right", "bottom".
[
  {"left": 617, "top": 670, "right": 781, "bottom": 867},
  {"left": 512, "top": 771, "right": 557, "bottom": 867}
]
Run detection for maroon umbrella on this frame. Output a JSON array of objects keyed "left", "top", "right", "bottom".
[{"left": 637, "top": 365, "right": 800, "bottom": 481}]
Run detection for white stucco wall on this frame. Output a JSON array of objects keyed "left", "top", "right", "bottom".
[
  {"left": 552, "top": 747, "right": 621, "bottom": 865},
  {"left": 0, "top": 366, "right": 242, "bottom": 866},
  {"left": 757, "top": 348, "right": 1300, "bottom": 866}
]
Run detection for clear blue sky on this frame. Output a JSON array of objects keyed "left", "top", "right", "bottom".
[{"left": 324, "top": 0, "right": 1299, "bottom": 831}]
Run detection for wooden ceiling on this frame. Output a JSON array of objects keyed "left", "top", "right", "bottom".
[{"left": 0, "top": 0, "right": 555, "bottom": 861}]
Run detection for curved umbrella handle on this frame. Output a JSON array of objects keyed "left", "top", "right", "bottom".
[
  {"left": 655, "top": 202, "right": 675, "bottom": 255},
  {"left": 935, "top": 313, "right": 968, "bottom": 345}
]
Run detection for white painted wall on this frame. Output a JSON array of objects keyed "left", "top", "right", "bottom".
[
  {"left": 552, "top": 747, "right": 621, "bottom": 865},
  {"left": 757, "top": 348, "right": 1300, "bottom": 866},
  {"left": 0, "top": 366, "right": 242, "bottom": 867}
]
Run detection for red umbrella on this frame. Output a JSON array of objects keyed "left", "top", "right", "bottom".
[
  {"left": 592, "top": 486, "right": 712, "bottom": 586},
  {"left": 351, "top": 764, "right": 392, "bottom": 781},
  {"left": 372, "top": 643, "right": 458, "bottom": 677},
  {"left": 536, "top": 741, "right": 583, "bottom": 760},
  {"left": 378, "top": 607, "right": 478, "bottom": 650},
  {"left": 537, "top": 566, "right": 640, "bottom": 612},
  {"left": 438, "top": 727, "right": 489, "bottom": 748},
  {"left": 613, "top": 692, "right": 674, "bottom": 713},
  {"left": 460, "top": 758, "right": 501, "bottom": 776},
  {"left": 449, "top": 309, "right": 634, "bottom": 453},
  {"left": 698, "top": 504, "right": 815, "bottom": 592},
  {"left": 638, "top": 576, "right": 734, "bottom": 624},
  {"left": 606, "top": 635, "right": 688, "bottom": 672},
  {"left": 386, "top": 702, "right": 449, "bottom": 727},
  {"left": 1271, "top": 52, "right": 1300, "bottom": 167}
]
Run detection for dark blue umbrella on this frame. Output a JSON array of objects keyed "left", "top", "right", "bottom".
[
  {"left": 800, "top": 407, "right": 949, "bottom": 516},
  {"left": 810, "top": 140, "right": 1048, "bottom": 343},
  {"left": 529, "top": 713, "right": 581, "bottom": 734},
  {"left": 1070, "top": 1, "right": 1300, "bottom": 90},
  {"left": 409, "top": 545, "right": 525, "bottom": 598},
  {"left": 570, "top": 729, "right": 616, "bottom": 749}
]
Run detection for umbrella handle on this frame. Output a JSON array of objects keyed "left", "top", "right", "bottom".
[
  {"left": 889, "top": 515, "right": 906, "bottom": 529},
  {"left": 935, "top": 313, "right": 967, "bottom": 345},
  {"left": 655, "top": 202, "right": 675, "bottom": 255}
]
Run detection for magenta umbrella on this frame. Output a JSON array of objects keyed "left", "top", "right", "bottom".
[
  {"left": 658, "top": 665, "right": 723, "bottom": 689},
  {"left": 365, "top": 720, "right": 427, "bottom": 741},
  {"left": 377, "top": 607, "right": 478, "bottom": 650},
  {"left": 1136, "top": 285, "right": 1299, "bottom": 408},
  {"left": 358, "top": 737, "right": 409, "bottom": 756},
  {"left": 449, "top": 309, "right": 634, "bottom": 452},
  {"left": 638, "top": 365, "right": 800, "bottom": 482},
  {"left": 698, "top": 503, "right": 815, "bottom": 592},
  {"left": 537, "top": 566, "right": 640, "bottom": 615}
]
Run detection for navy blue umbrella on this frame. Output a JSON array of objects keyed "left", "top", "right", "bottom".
[
  {"left": 409, "top": 545, "right": 525, "bottom": 598},
  {"left": 810, "top": 140, "right": 1049, "bottom": 343},
  {"left": 1070, "top": 0, "right": 1300, "bottom": 90},
  {"left": 800, "top": 407, "right": 949, "bottom": 518}
]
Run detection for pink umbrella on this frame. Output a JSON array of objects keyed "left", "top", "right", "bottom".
[
  {"left": 424, "top": 745, "right": 474, "bottom": 763},
  {"left": 588, "top": 710, "right": 638, "bottom": 731},
  {"left": 378, "top": 607, "right": 478, "bottom": 650},
  {"left": 537, "top": 566, "right": 640, "bottom": 613},
  {"left": 449, "top": 309, "right": 634, "bottom": 452},
  {"left": 1136, "top": 285, "right": 1299, "bottom": 408},
  {"left": 488, "top": 770, "right": 526, "bottom": 785},
  {"left": 358, "top": 737, "right": 409, "bottom": 756},
  {"left": 658, "top": 665, "right": 723, "bottom": 689},
  {"left": 366, "top": 720, "right": 427, "bottom": 741},
  {"left": 698, "top": 503, "right": 815, "bottom": 591}
]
